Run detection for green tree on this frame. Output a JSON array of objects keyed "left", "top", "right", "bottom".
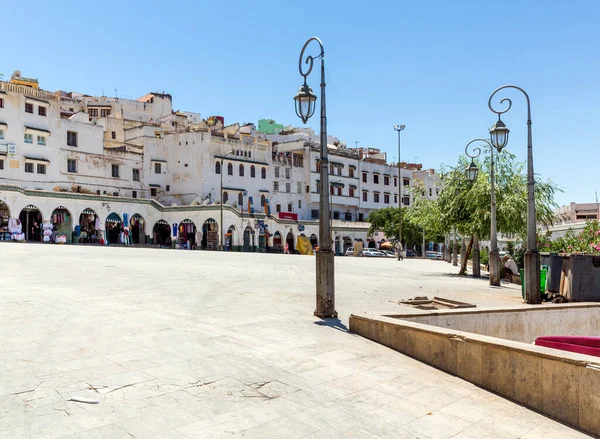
[
  {"left": 367, "top": 207, "right": 431, "bottom": 250},
  {"left": 409, "top": 147, "right": 560, "bottom": 274}
]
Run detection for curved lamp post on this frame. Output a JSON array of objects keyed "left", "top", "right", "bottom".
[
  {"left": 294, "top": 37, "right": 337, "bottom": 318},
  {"left": 465, "top": 138, "right": 501, "bottom": 285},
  {"left": 488, "top": 85, "right": 539, "bottom": 303},
  {"left": 394, "top": 125, "right": 406, "bottom": 260}
]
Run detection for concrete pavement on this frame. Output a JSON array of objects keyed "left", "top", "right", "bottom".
[{"left": 0, "top": 244, "right": 590, "bottom": 438}]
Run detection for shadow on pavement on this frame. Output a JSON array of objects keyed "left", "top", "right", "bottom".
[{"left": 314, "top": 318, "right": 349, "bottom": 333}]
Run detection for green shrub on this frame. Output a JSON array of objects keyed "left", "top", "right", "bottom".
[{"left": 480, "top": 247, "right": 489, "bottom": 266}]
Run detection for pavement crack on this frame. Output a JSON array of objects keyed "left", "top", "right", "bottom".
[{"left": 12, "top": 381, "right": 43, "bottom": 396}]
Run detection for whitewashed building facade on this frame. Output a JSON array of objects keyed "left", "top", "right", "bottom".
[{"left": 0, "top": 72, "right": 438, "bottom": 253}]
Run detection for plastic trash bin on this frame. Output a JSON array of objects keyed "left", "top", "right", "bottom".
[{"left": 520, "top": 268, "right": 548, "bottom": 299}]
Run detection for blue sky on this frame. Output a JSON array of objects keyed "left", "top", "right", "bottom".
[{"left": 4, "top": 0, "right": 598, "bottom": 205}]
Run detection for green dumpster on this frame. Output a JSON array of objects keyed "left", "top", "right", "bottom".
[{"left": 520, "top": 268, "right": 548, "bottom": 299}]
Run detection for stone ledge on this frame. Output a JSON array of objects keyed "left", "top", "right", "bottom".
[{"left": 349, "top": 312, "right": 600, "bottom": 436}]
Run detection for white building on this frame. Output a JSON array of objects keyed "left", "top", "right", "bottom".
[{"left": 0, "top": 71, "right": 438, "bottom": 254}]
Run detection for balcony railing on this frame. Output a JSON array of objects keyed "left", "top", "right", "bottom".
[{"left": 0, "top": 81, "right": 59, "bottom": 101}]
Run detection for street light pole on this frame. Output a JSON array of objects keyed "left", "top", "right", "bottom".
[
  {"left": 464, "top": 138, "right": 500, "bottom": 285},
  {"left": 488, "top": 85, "right": 539, "bottom": 303},
  {"left": 394, "top": 125, "right": 405, "bottom": 260},
  {"left": 294, "top": 37, "right": 337, "bottom": 318},
  {"left": 220, "top": 151, "right": 234, "bottom": 251}
]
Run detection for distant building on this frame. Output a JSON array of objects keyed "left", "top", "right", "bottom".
[{"left": 257, "top": 119, "right": 284, "bottom": 135}]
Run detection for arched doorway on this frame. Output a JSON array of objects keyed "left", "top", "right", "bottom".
[
  {"left": 51, "top": 206, "right": 72, "bottom": 244},
  {"left": 153, "top": 220, "right": 171, "bottom": 246},
  {"left": 201, "top": 218, "right": 218, "bottom": 250},
  {"left": 273, "top": 231, "right": 282, "bottom": 253},
  {"left": 0, "top": 201, "right": 11, "bottom": 240},
  {"left": 130, "top": 214, "right": 145, "bottom": 244},
  {"left": 105, "top": 213, "right": 122, "bottom": 244},
  {"left": 243, "top": 225, "right": 254, "bottom": 252},
  {"left": 178, "top": 219, "right": 197, "bottom": 250},
  {"left": 343, "top": 236, "right": 353, "bottom": 254},
  {"left": 226, "top": 225, "right": 236, "bottom": 251},
  {"left": 19, "top": 205, "right": 42, "bottom": 242},
  {"left": 310, "top": 234, "right": 318, "bottom": 249},
  {"left": 286, "top": 231, "right": 295, "bottom": 253},
  {"left": 78, "top": 208, "right": 99, "bottom": 243}
]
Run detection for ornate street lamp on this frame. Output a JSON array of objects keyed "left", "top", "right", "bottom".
[
  {"left": 489, "top": 118, "right": 510, "bottom": 151},
  {"left": 294, "top": 37, "right": 337, "bottom": 318},
  {"left": 465, "top": 159, "right": 479, "bottom": 182},
  {"left": 489, "top": 85, "right": 539, "bottom": 303},
  {"left": 294, "top": 84, "right": 317, "bottom": 124},
  {"left": 465, "top": 138, "right": 500, "bottom": 285}
]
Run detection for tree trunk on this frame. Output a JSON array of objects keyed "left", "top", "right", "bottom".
[
  {"left": 452, "top": 230, "right": 458, "bottom": 266},
  {"left": 461, "top": 236, "right": 466, "bottom": 262},
  {"left": 472, "top": 234, "right": 481, "bottom": 278},
  {"left": 458, "top": 235, "right": 473, "bottom": 275}
]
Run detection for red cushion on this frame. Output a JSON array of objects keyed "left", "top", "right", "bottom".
[{"left": 535, "top": 336, "right": 600, "bottom": 357}]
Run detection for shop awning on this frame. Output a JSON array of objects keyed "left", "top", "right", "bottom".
[
  {"left": 150, "top": 159, "right": 167, "bottom": 163},
  {"left": 180, "top": 219, "right": 195, "bottom": 224},
  {"left": 149, "top": 184, "right": 161, "bottom": 188},
  {"left": 259, "top": 189, "right": 270, "bottom": 193},
  {"left": 82, "top": 209, "right": 96, "bottom": 215},
  {"left": 155, "top": 219, "right": 168, "bottom": 225},
  {"left": 0, "top": 122, "right": 7, "bottom": 128}
]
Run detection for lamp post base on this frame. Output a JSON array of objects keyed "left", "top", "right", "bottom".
[
  {"left": 524, "top": 250, "right": 541, "bottom": 304},
  {"left": 314, "top": 249, "right": 337, "bottom": 318},
  {"left": 489, "top": 249, "right": 501, "bottom": 286}
]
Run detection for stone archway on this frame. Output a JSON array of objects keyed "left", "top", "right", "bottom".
[
  {"left": 179, "top": 219, "right": 197, "bottom": 249},
  {"left": 105, "top": 212, "right": 122, "bottom": 244},
  {"left": 78, "top": 208, "right": 99, "bottom": 244},
  {"left": 0, "top": 200, "right": 11, "bottom": 240},
  {"left": 343, "top": 236, "right": 353, "bottom": 254},
  {"left": 201, "top": 218, "right": 219, "bottom": 250},
  {"left": 273, "top": 231, "right": 282, "bottom": 253},
  {"left": 243, "top": 225, "right": 255, "bottom": 252},
  {"left": 226, "top": 225, "right": 236, "bottom": 251},
  {"left": 51, "top": 206, "right": 73, "bottom": 243},
  {"left": 130, "top": 214, "right": 146, "bottom": 245},
  {"left": 153, "top": 220, "right": 170, "bottom": 246},
  {"left": 19, "top": 205, "right": 42, "bottom": 242}
]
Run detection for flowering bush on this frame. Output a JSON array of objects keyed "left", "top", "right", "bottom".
[{"left": 539, "top": 220, "right": 600, "bottom": 255}]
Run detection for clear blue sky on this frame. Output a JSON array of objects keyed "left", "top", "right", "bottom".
[{"left": 4, "top": 0, "right": 599, "bottom": 206}]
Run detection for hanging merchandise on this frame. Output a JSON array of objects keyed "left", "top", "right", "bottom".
[
  {"left": 42, "top": 222, "right": 53, "bottom": 243},
  {"left": 8, "top": 218, "right": 25, "bottom": 242}
]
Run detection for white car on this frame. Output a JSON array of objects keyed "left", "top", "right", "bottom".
[
  {"left": 362, "top": 249, "right": 385, "bottom": 257},
  {"left": 380, "top": 250, "right": 396, "bottom": 258},
  {"left": 345, "top": 247, "right": 355, "bottom": 256}
]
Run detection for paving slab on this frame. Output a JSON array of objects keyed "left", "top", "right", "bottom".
[{"left": 0, "top": 243, "right": 592, "bottom": 438}]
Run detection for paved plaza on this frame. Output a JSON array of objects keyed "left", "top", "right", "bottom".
[{"left": 0, "top": 244, "right": 591, "bottom": 438}]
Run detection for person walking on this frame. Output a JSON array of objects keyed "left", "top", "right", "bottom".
[{"left": 284, "top": 242, "right": 290, "bottom": 254}]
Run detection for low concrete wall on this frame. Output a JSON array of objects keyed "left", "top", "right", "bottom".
[
  {"left": 350, "top": 311, "right": 600, "bottom": 437},
  {"left": 386, "top": 303, "right": 600, "bottom": 343}
]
